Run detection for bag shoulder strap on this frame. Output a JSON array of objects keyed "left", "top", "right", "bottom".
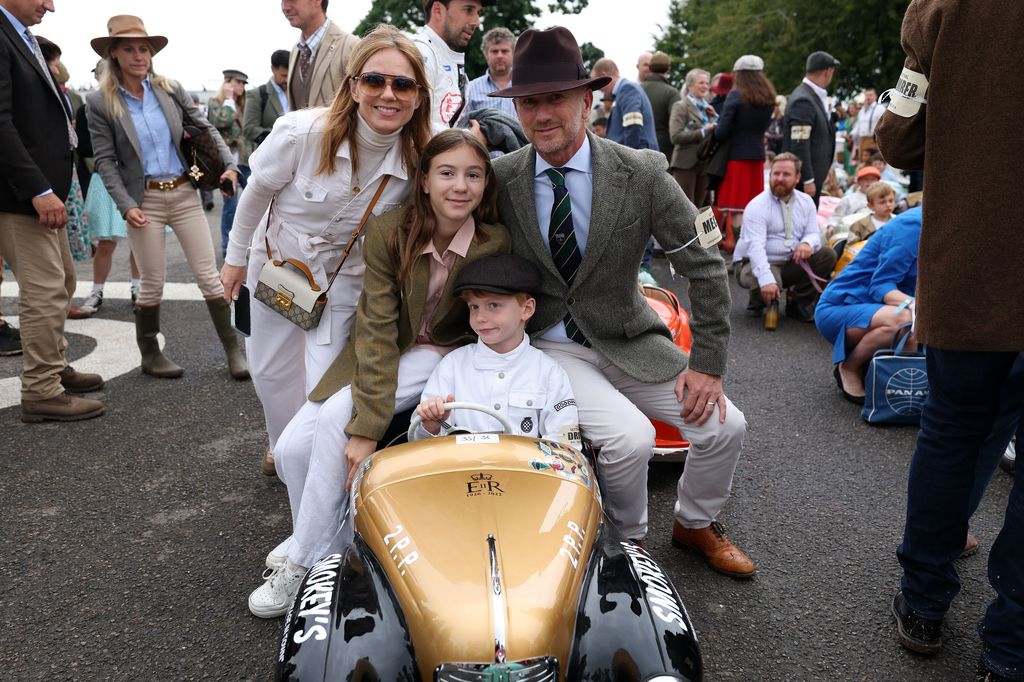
[
  {"left": 259, "top": 84, "right": 269, "bottom": 114},
  {"left": 262, "top": 175, "right": 392, "bottom": 292},
  {"left": 892, "top": 321, "right": 915, "bottom": 354}
]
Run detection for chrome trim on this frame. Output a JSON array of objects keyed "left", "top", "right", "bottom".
[
  {"left": 435, "top": 657, "right": 558, "bottom": 682},
  {"left": 487, "top": 534, "right": 507, "bottom": 664}
]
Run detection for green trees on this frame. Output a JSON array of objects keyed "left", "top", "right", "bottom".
[
  {"left": 654, "top": 0, "right": 910, "bottom": 98},
  {"left": 355, "top": 0, "right": 592, "bottom": 78}
]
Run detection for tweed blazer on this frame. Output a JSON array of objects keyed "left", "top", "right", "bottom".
[
  {"left": 492, "top": 132, "right": 732, "bottom": 382},
  {"left": 287, "top": 21, "right": 359, "bottom": 110},
  {"left": 243, "top": 79, "right": 286, "bottom": 147},
  {"left": 782, "top": 82, "right": 835, "bottom": 193},
  {"left": 0, "top": 10, "right": 73, "bottom": 214},
  {"left": 86, "top": 80, "right": 236, "bottom": 217},
  {"left": 640, "top": 75, "right": 681, "bottom": 161},
  {"left": 668, "top": 96, "right": 707, "bottom": 171},
  {"left": 875, "top": 0, "right": 1024, "bottom": 351},
  {"left": 309, "top": 207, "right": 511, "bottom": 440}
]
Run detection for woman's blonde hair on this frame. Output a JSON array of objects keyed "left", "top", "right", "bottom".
[
  {"left": 99, "top": 38, "right": 174, "bottom": 119},
  {"left": 394, "top": 129, "right": 498, "bottom": 291},
  {"left": 315, "top": 24, "right": 433, "bottom": 179}
]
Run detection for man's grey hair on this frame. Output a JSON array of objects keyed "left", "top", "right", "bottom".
[
  {"left": 481, "top": 27, "right": 515, "bottom": 53},
  {"left": 684, "top": 68, "right": 710, "bottom": 89}
]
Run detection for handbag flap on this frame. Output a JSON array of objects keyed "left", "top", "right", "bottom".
[{"left": 258, "top": 260, "right": 324, "bottom": 313}]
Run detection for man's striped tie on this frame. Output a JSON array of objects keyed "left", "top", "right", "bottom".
[{"left": 544, "top": 167, "right": 589, "bottom": 347}]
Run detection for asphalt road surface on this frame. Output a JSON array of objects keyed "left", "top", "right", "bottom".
[{"left": 1, "top": 198, "right": 1014, "bottom": 681}]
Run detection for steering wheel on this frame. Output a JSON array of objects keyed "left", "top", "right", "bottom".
[{"left": 407, "top": 401, "right": 516, "bottom": 441}]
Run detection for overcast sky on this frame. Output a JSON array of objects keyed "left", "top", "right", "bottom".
[{"left": 37, "top": 0, "right": 670, "bottom": 92}]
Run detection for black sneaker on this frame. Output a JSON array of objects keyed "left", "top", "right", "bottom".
[
  {"left": 0, "top": 321, "right": 21, "bottom": 356},
  {"left": 976, "top": 658, "right": 1016, "bottom": 681},
  {"left": 891, "top": 590, "right": 943, "bottom": 655}
]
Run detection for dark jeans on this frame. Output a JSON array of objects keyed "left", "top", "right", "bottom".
[
  {"left": 898, "top": 348, "right": 1024, "bottom": 678},
  {"left": 220, "top": 165, "right": 251, "bottom": 256}
]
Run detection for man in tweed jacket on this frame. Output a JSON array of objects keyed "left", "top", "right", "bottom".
[{"left": 491, "top": 27, "right": 753, "bottom": 578}]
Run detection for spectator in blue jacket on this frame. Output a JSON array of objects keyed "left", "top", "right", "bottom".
[
  {"left": 814, "top": 206, "right": 922, "bottom": 403},
  {"left": 590, "top": 58, "right": 658, "bottom": 151}
]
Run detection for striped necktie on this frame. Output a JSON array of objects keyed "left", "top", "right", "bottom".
[
  {"left": 544, "top": 167, "right": 589, "bottom": 347},
  {"left": 26, "top": 29, "right": 76, "bottom": 149}
]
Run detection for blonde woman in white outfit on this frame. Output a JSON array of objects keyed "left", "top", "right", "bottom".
[{"left": 220, "top": 26, "right": 432, "bottom": 463}]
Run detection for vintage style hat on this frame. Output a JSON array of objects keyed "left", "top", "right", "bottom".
[
  {"left": 222, "top": 69, "right": 249, "bottom": 83},
  {"left": 649, "top": 51, "right": 671, "bottom": 70},
  {"left": 733, "top": 54, "right": 764, "bottom": 71},
  {"left": 452, "top": 254, "right": 542, "bottom": 296},
  {"left": 806, "top": 51, "right": 840, "bottom": 72},
  {"left": 90, "top": 15, "right": 168, "bottom": 57},
  {"left": 856, "top": 166, "right": 882, "bottom": 181},
  {"left": 488, "top": 27, "right": 611, "bottom": 98},
  {"left": 711, "top": 72, "right": 734, "bottom": 95}
]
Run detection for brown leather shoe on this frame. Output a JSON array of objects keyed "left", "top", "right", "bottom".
[
  {"left": 261, "top": 447, "right": 277, "bottom": 477},
  {"left": 21, "top": 392, "right": 105, "bottom": 423},
  {"left": 59, "top": 366, "right": 105, "bottom": 393},
  {"left": 671, "top": 520, "right": 756, "bottom": 578}
]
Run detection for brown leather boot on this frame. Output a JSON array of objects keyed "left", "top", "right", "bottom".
[
  {"left": 59, "top": 365, "right": 105, "bottom": 393},
  {"left": 22, "top": 391, "right": 105, "bottom": 423},
  {"left": 261, "top": 447, "right": 277, "bottom": 477},
  {"left": 206, "top": 299, "right": 250, "bottom": 380},
  {"left": 135, "top": 305, "right": 184, "bottom": 378},
  {"left": 671, "top": 520, "right": 756, "bottom": 578}
]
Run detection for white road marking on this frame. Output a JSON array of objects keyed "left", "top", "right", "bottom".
[{"left": 3, "top": 281, "right": 207, "bottom": 301}]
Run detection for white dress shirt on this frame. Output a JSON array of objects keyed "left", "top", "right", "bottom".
[{"left": 733, "top": 189, "right": 822, "bottom": 287}]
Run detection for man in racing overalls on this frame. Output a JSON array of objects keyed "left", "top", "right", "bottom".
[{"left": 412, "top": 0, "right": 494, "bottom": 132}]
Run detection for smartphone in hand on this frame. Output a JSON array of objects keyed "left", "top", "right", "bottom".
[
  {"left": 220, "top": 177, "right": 235, "bottom": 197},
  {"left": 233, "top": 284, "right": 251, "bottom": 337}
]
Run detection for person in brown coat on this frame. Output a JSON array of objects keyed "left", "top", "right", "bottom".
[{"left": 876, "top": 1, "right": 1024, "bottom": 677}]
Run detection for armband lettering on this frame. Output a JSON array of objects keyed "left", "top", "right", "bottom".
[
  {"left": 622, "top": 112, "right": 644, "bottom": 127},
  {"left": 790, "top": 125, "right": 811, "bottom": 141},
  {"left": 880, "top": 67, "right": 929, "bottom": 118}
]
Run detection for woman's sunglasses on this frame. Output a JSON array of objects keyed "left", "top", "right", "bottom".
[{"left": 352, "top": 72, "right": 422, "bottom": 100}]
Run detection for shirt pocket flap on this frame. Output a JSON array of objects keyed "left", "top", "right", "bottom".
[
  {"left": 509, "top": 390, "right": 546, "bottom": 409},
  {"left": 296, "top": 175, "right": 328, "bottom": 203}
]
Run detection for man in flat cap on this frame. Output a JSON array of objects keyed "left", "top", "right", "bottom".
[
  {"left": 783, "top": 51, "right": 840, "bottom": 205},
  {"left": 490, "top": 27, "right": 754, "bottom": 578},
  {"left": 640, "top": 51, "right": 681, "bottom": 164}
]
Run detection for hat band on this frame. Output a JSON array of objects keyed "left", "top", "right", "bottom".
[{"left": 510, "top": 61, "right": 590, "bottom": 90}]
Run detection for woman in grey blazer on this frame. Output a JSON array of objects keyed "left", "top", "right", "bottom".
[
  {"left": 668, "top": 68, "right": 717, "bottom": 206},
  {"left": 86, "top": 16, "right": 246, "bottom": 380}
]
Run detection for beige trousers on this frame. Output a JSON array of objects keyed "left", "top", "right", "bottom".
[
  {"left": 127, "top": 185, "right": 224, "bottom": 307},
  {"left": 534, "top": 339, "right": 747, "bottom": 540},
  {"left": 0, "top": 211, "right": 75, "bottom": 400}
]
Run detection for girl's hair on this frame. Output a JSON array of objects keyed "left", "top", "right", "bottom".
[
  {"left": 217, "top": 77, "right": 246, "bottom": 113},
  {"left": 395, "top": 129, "right": 498, "bottom": 290},
  {"left": 100, "top": 38, "right": 174, "bottom": 119},
  {"left": 734, "top": 69, "right": 777, "bottom": 108},
  {"left": 315, "top": 24, "right": 433, "bottom": 179}
]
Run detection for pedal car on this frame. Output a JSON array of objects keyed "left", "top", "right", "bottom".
[
  {"left": 277, "top": 403, "right": 703, "bottom": 681},
  {"left": 642, "top": 284, "right": 692, "bottom": 460}
]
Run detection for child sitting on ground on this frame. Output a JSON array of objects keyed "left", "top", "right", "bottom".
[
  {"left": 848, "top": 181, "right": 896, "bottom": 242},
  {"left": 414, "top": 254, "right": 582, "bottom": 449}
]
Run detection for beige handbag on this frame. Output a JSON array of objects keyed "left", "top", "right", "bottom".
[{"left": 253, "top": 176, "right": 391, "bottom": 330}]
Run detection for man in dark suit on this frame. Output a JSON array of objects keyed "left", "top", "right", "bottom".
[
  {"left": 491, "top": 27, "right": 754, "bottom": 578},
  {"left": 0, "top": 0, "right": 105, "bottom": 423},
  {"left": 783, "top": 51, "right": 839, "bottom": 205},
  {"left": 243, "top": 49, "right": 290, "bottom": 150}
]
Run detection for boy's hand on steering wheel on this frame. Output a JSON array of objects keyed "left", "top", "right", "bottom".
[{"left": 416, "top": 394, "right": 455, "bottom": 434}]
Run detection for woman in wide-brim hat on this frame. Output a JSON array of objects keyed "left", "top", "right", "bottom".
[{"left": 86, "top": 15, "right": 247, "bottom": 380}]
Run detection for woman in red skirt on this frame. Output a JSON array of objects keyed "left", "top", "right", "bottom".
[{"left": 713, "top": 55, "right": 776, "bottom": 217}]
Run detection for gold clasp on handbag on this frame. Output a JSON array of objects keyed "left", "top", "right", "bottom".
[{"left": 275, "top": 287, "right": 294, "bottom": 311}]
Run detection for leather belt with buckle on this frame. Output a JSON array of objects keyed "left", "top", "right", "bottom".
[{"left": 145, "top": 174, "right": 190, "bottom": 191}]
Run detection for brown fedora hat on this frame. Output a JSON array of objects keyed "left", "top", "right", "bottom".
[
  {"left": 488, "top": 27, "right": 610, "bottom": 98},
  {"left": 90, "top": 15, "right": 168, "bottom": 57}
]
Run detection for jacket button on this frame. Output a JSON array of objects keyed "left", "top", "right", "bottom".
[
  {"left": 498, "top": 372, "right": 505, "bottom": 379},
  {"left": 304, "top": 191, "right": 312, "bottom": 199},
  {"left": 567, "top": 297, "right": 575, "bottom": 305},
  {"left": 526, "top": 400, "right": 533, "bottom": 406},
  {"left": 494, "top": 403, "right": 501, "bottom": 410}
]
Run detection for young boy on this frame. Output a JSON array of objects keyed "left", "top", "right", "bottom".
[
  {"left": 414, "top": 254, "right": 582, "bottom": 450},
  {"left": 848, "top": 181, "right": 896, "bottom": 242}
]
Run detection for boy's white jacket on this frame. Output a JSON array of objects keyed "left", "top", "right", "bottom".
[{"left": 414, "top": 336, "right": 582, "bottom": 449}]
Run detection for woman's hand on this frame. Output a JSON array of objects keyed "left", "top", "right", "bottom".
[
  {"left": 415, "top": 394, "right": 455, "bottom": 435},
  {"left": 220, "top": 263, "right": 247, "bottom": 302},
  {"left": 219, "top": 81, "right": 237, "bottom": 101},
  {"left": 219, "top": 169, "right": 239, "bottom": 197},
  {"left": 125, "top": 207, "right": 150, "bottom": 229},
  {"left": 344, "top": 435, "right": 378, "bottom": 492}
]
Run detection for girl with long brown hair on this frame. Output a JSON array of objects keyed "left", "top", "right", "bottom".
[
  {"left": 247, "top": 128, "right": 509, "bottom": 617},
  {"left": 219, "top": 24, "right": 432, "bottom": 477}
]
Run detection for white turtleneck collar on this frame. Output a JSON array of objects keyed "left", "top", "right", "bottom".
[{"left": 355, "top": 113, "right": 402, "bottom": 153}]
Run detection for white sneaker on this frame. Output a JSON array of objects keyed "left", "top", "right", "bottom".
[
  {"left": 266, "top": 536, "right": 292, "bottom": 571},
  {"left": 248, "top": 560, "right": 306, "bottom": 618},
  {"left": 79, "top": 290, "right": 103, "bottom": 314}
]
